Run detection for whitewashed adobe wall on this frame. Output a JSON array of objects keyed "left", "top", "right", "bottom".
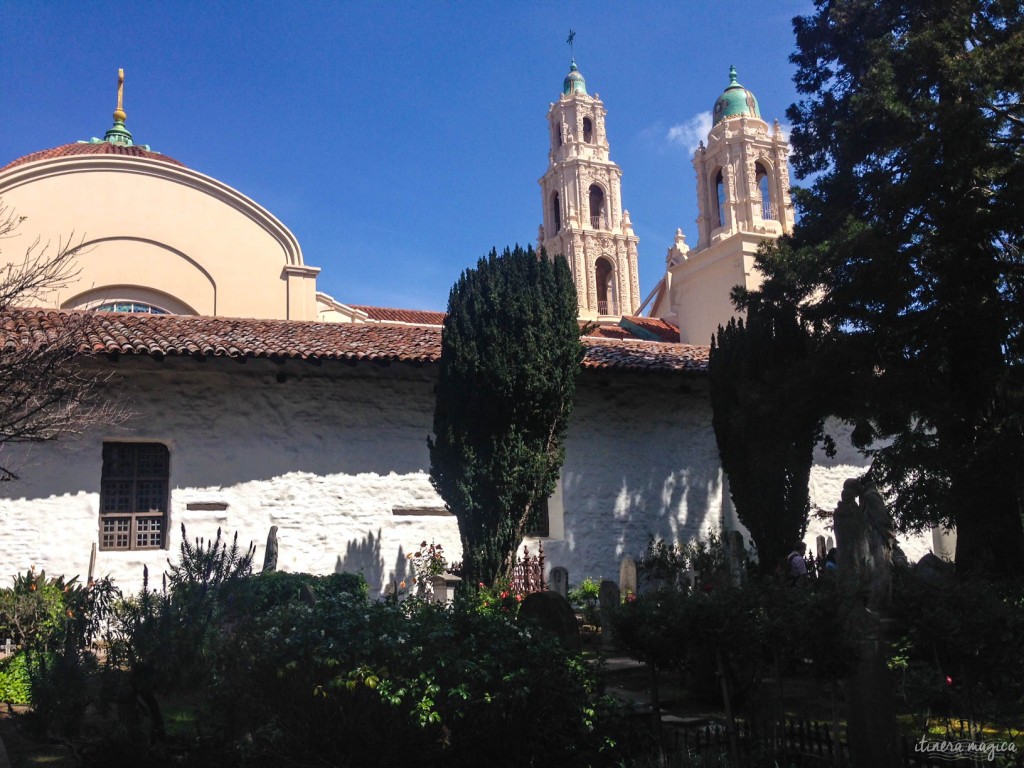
[
  {"left": 0, "top": 357, "right": 927, "bottom": 596},
  {"left": 0, "top": 357, "right": 458, "bottom": 595},
  {"left": 0, "top": 359, "right": 724, "bottom": 595}
]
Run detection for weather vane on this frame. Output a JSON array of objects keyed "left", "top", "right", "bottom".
[{"left": 567, "top": 29, "right": 575, "bottom": 59}]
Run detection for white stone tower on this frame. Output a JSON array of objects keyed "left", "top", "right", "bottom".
[
  {"left": 538, "top": 60, "right": 641, "bottom": 320},
  {"left": 652, "top": 66, "right": 794, "bottom": 344}
]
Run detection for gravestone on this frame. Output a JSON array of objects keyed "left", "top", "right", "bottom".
[
  {"left": 549, "top": 566, "right": 569, "bottom": 599},
  {"left": 619, "top": 557, "right": 637, "bottom": 600},
  {"left": 815, "top": 535, "right": 827, "bottom": 560},
  {"left": 429, "top": 573, "right": 462, "bottom": 605},
  {"left": 518, "top": 592, "right": 581, "bottom": 652},
  {"left": 834, "top": 477, "right": 899, "bottom": 768},
  {"left": 726, "top": 530, "right": 748, "bottom": 585},
  {"left": 262, "top": 525, "right": 279, "bottom": 573},
  {"left": 599, "top": 579, "right": 619, "bottom": 645}
]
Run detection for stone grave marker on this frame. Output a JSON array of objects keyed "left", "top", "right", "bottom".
[
  {"left": 619, "top": 557, "right": 637, "bottom": 600},
  {"left": 518, "top": 592, "right": 581, "bottom": 652},
  {"left": 549, "top": 566, "right": 569, "bottom": 599},
  {"left": 599, "top": 579, "right": 619, "bottom": 645}
]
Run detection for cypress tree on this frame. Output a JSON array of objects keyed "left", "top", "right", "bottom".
[{"left": 429, "top": 245, "right": 582, "bottom": 586}]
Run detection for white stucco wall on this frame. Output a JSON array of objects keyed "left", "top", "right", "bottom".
[
  {"left": 0, "top": 358, "right": 932, "bottom": 596},
  {"left": 0, "top": 358, "right": 458, "bottom": 595}
]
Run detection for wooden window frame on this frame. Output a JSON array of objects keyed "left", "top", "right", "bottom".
[{"left": 99, "top": 442, "right": 170, "bottom": 551}]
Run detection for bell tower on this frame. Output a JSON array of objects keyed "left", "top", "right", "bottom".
[
  {"left": 652, "top": 66, "right": 795, "bottom": 344},
  {"left": 538, "top": 58, "right": 641, "bottom": 320}
]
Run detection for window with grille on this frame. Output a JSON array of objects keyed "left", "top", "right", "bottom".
[{"left": 100, "top": 442, "right": 169, "bottom": 551}]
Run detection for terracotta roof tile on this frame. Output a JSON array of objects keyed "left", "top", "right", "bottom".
[
  {"left": 348, "top": 305, "right": 446, "bottom": 326},
  {"left": 1, "top": 142, "right": 185, "bottom": 173},
  {"left": 1, "top": 308, "right": 709, "bottom": 374},
  {"left": 619, "top": 315, "right": 681, "bottom": 343}
]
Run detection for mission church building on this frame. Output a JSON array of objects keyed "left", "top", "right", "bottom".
[{"left": 0, "top": 64, "right": 908, "bottom": 593}]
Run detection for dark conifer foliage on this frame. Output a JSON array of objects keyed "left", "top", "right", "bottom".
[
  {"left": 429, "top": 245, "right": 582, "bottom": 586},
  {"left": 710, "top": 305, "right": 833, "bottom": 572},
  {"left": 749, "top": 0, "right": 1024, "bottom": 576}
]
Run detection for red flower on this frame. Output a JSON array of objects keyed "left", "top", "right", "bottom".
[{"left": 945, "top": 675, "right": 954, "bottom": 687}]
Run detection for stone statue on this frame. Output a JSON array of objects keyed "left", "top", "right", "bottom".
[{"left": 262, "top": 525, "right": 279, "bottom": 573}]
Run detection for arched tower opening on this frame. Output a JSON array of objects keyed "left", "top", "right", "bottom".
[
  {"left": 552, "top": 191, "right": 562, "bottom": 233},
  {"left": 595, "top": 258, "right": 617, "bottom": 315},
  {"left": 714, "top": 170, "right": 726, "bottom": 229},
  {"left": 583, "top": 117, "right": 593, "bottom": 143},
  {"left": 589, "top": 184, "right": 605, "bottom": 229},
  {"left": 755, "top": 161, "right": 775, "bottom": 220}
]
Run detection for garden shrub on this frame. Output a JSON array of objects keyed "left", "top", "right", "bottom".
[
  {"left": 568, "top": 576, "right": 601, "bottom": 625},
  {"left": 0, "top": 651, "right": 34, "bottom": 704},
  {"left": 209, "top": 591, "right": 619, "bottom": 767}
]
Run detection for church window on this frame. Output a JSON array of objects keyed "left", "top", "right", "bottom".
[
  {"left": 554, "top": 123, "right": 562, "bottom": 147},
  {"left": 715, "top": 170, "right": 726, "bottom": 229},
  {"left": 595, "top": 258, "right": 617, "bottom": 315},
  {"left": 100, "top": 442, "right": 169, "bottom": 551},
  {"left": 589, "top": 185, "right": 605, "bottom": 229},
  {"left": 755, "top": 162, "right": 775, "bottom": 220},
  {"left": 552, "top": 192, "right": 562, "bottom": 233},
  {"left": 95, "top": 301, "right": 170, "bottom": 314},
  {"left": 583, "top": 117, "right": 593, "bottom": 143}
]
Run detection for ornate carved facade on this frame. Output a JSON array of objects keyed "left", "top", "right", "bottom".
[
  {"left": 652, "top": 66, "right": 795, "bottom": 344},
  {"left": 537, "top": 61, "right": 641, "bottom": 319}
]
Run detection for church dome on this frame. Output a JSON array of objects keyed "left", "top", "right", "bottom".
[
  {"left": 712, "top": 65, "right": 761, "bottom": 126},
  {"left": 1, "top": 141, "right": 185, "bottom": 174},
  {"left": 563, "top": 60, "right": 587, "bottom": 96}
]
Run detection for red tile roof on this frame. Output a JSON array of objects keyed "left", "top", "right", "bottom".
[
  {"left": 0, "top": 142, "right": 185, "bottom": 173},
  {"left": 620, "top": 315, "right": 681, "bottom": 343},
  {"left": 349, "top": 305, "right": 446, "bottom": 326},
  {"left": 582, "top": 324, "right": 635, "bottom": 340},
  {"left": 1, "top": 309, "right": 708, "bottom": 374}
]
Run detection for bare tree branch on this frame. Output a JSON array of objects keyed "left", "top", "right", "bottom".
[{"left": 0, "top": 201, "right": 126, "bottom": 481}]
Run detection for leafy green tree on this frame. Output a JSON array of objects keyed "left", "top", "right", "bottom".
[
  {"left": 748, "top": 0, "right": 1024, "bottom": 576},
  {"left": 429, "top": 245, "right": 582, "bottom": 586},
  {"left": 710, "top": 304, "right": 832, "bottom": 572}
]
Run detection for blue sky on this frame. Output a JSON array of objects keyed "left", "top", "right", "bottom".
[{"left": 2, "top": 1, "right": 813, "bottom": 312}]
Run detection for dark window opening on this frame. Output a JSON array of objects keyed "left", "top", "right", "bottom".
[
  {"left": 589, "top": 185, "right": 605, "bottom": 229},
  {"left": 596, "top": 258, "right": 617, "bottom": 315},
  {"left": 583, "top": 117, "right": 593, "bottom": 143}
]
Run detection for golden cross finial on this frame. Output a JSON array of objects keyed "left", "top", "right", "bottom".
[{"left": 113, "top": 68, "right": 126, "bottom": 122}]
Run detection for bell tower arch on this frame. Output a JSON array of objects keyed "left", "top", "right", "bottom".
[{"left": 537, "top": 58, "right": 641, "bottom": 319}]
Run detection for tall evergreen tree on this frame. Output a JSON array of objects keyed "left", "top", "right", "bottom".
[
  {"left": 429, "top": 245, "right": 583, "bottom": 586},
  {"left": 750, "top": 0, "right": 1024, "bottom": 576},
  {"left": 710, "top": 295, "right": 833, "bottom": 572}
]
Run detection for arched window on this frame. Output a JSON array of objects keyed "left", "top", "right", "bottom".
[
  {"left": 589, "top": 184, "right": 605, "bottom": 229},
  {"left": 715, "top": 170, "right": 726, "bottom": 229},
  {"left": 595, "top": 258, "right": 617, "bottom": 316},
  {"left": 755, "top": 162, "right": 775, "bottom": 220},
  {"left": 95, "top": 301, "right": 170, "bottom": 314},
  {"left": 583, "top": 117, "right": 593, "bottom": 143},
  {"left": 555, "top": 123, "right": 562, "bottom": 147},
  {"left": 552, "top": 192, "right": 562, "bottom": 234}
]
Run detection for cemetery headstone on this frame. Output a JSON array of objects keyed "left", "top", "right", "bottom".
[
  {"left": 549, "top": 566, "right": 569, "bottom": 599},
  {"left": 518, "top": 592, "right": 581, "bottom": 652},
  {"left": 726, "top": 530, "right": 748, "bottom": 585},
  {"left": 834, "top": 477, "right": 899, "bottom": 768},
  {"left": 262, "top": 525, "right": 279, "bottom": 573},
  {"left": 599, "top": 579, "right": 619, "bottom": 645},
  {"left": 619, "top": 557, "right": 637, "bottom": 600}
]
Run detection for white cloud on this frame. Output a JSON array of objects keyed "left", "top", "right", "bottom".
[{"left": 666, "top": 111, "right": 713, "bottom": 154}]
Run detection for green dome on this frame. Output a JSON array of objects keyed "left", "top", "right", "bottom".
[
  {"left": 712, "top": 65, "right": 760, "bottom": 126},
  {"left": 563, "top": 59, "right": 587, "bottom": 96}
]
